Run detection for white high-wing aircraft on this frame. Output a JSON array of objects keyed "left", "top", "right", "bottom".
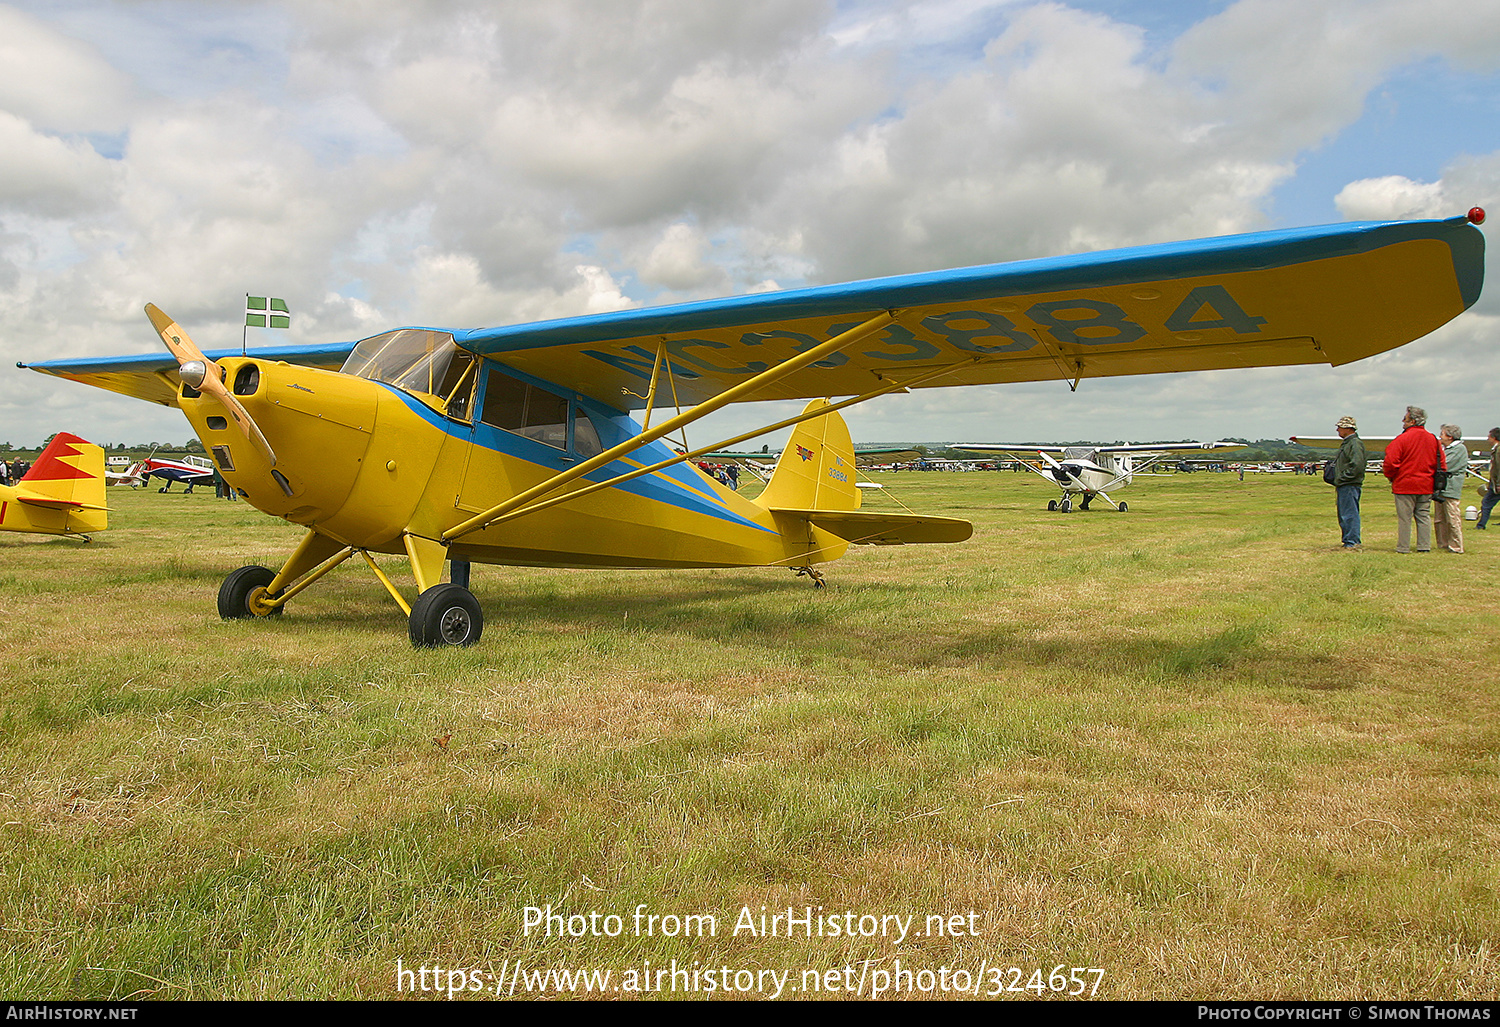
[
  {"left": 1291, "top": 434, "right": 1495, "bottom": 457},
  {"left": 1290, "top": 434, "right": 1496, "bottom": 481},
  {"left": 956, "top": 441, "right": 1236, "bottom": 511}
]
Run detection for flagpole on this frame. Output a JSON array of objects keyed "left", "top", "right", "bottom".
[{"left": 242, "top": 293, "right": 248, "bottom": 357}]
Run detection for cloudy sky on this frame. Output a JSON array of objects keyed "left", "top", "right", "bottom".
[{"left": 1, "top": 0, "right": 1497, "bottom": 450}]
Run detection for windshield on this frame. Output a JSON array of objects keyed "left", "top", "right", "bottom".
[{"left": 340, "top": 329, "right": 476, "bottom": 405}]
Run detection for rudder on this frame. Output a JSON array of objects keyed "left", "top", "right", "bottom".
[
  {"left": 753, "top": 400, "right": 861, "bottom": 513},
  {"left": 18, "top": 432, "right": 108, "bottom": 533}
]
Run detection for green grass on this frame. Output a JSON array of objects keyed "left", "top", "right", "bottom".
[{"left": 1, "top": 471, "right": 1497, "bottom": 1000}]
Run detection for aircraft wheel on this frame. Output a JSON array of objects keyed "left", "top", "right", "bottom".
[
  {"left": 1047, "top": 500, "right": 1058, "bottom": 511},
  {"left": 410, "top": 583, "right": 484, "bottom": 648},
  {"left": 218, "top": 565, "right": 283, "bottom": 619},
  {"left": 1060, "top": 499, "right": 1072, "bottom": 513},
  {"left": 1118, "top": 501, "right": 1128, "bottom": 512}
]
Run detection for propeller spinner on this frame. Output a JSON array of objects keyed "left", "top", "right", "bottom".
[{"left": 145, "top": 304, "right": 277, "bottom": 467}]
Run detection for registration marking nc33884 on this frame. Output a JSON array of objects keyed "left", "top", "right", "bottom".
[{"left": 582, "top": 286, "right": 1268, "bottom": 381}]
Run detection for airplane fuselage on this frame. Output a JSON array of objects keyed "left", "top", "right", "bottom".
[
  {"left": 1051, "top": 457, "right": 1133, "bottom": 496},
  {"left": 177, "top": 356, "right": 851, "bottom": 569}
]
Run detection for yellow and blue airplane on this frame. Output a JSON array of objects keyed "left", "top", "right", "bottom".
[
  {"left": 0, "top": 432, "right": 108, "bottom": 541},
  {"left": 18, "top": 211, "right": 1487, "bottom": 645}
]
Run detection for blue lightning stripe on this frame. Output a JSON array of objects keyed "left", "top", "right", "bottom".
[{"left": 379, "top": 385, "right": 778, "bottom": 534}]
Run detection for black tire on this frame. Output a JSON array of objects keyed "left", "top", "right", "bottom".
[
  {"left": 218, "top": 565, "right": 282, "bottom": 619},
  {"left": 1060, "top": 498, "right": 1072, "bottom": 513},
  {"left": 1047, "top": 500, "right": 1058, "bottom": 511},
  {"left": 409, "top": 584, "right": 483, "bottom": 647},
  {"left": 1118, "top": 501, "right": 1128, "bottom": 512}
]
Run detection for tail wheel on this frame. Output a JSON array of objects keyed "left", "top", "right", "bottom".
[
  {"left": 410, "top": 583, "right": 484, "bottom": 647},
  {"left": 218, "top": 565, "right": 283, "bottom": 619}
]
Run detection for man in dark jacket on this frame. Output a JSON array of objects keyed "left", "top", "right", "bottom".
[
  {"left": 1382, "top": 405, "right": 1446, "bottom": 553},
  {"left": 1477, "top": 428, "right": 1500, "bottom": 530},
  {"left": 1331, "top": 415, "right": 1366, "bottom": 550}
]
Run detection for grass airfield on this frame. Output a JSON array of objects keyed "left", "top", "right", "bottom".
[{"left": 1, "top": 469, "right": 1496, "bottom": 1000}]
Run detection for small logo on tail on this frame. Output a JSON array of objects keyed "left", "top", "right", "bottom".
[{"left": 797, "top": 445, "right": 814, "bottom": 462}]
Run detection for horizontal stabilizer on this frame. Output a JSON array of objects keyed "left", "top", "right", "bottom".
[
  {"left": 770, "top": 508, "right": 972, "bottom": 545},
  {"left": 15, "top": 494, "right": 107, "bottom": 511}
]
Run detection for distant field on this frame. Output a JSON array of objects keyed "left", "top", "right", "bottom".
[{"left": 1, "top": 470, "right": 1496, "bottom": 1000}]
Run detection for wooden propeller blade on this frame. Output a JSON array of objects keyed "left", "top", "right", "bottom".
[{"left": 144, "top": 304, "right": 277, "bottom": 467}]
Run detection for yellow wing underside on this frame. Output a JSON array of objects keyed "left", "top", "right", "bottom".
[{"left": 489, "top": 237, "right": 1471, "bottom": 410}]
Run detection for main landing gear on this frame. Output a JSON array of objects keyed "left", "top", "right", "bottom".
[
  {"left": 1048, "top": 493, "right": 1126, "bottom": 512},
  {"left": 408, "top": 583, "right": 483, "bottom": 647},
  {"left": 215, "top": 531, "right": 485, "bottom": 647},
  {"left": 218, "top": 565, "right": 284, "bottom": 618}
]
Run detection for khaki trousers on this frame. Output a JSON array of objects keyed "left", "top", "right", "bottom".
[{"left": 1434, "top": 496, "right": 1464, "bottom": 553}]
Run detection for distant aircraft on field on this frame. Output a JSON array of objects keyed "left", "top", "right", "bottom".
[
  {"left": 141, "top": 453, "right": 217, "bottom": 493},
  {"left": 1290, "top": 433, "right": 1496, "bottom": 481},
  {"left": 954, "top": 441, "right": 1238, "bottom": 511},
  {"left": 0, "top": 432, "right": 108, "bottom": 540}
]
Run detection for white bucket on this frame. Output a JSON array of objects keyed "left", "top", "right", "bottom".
[{"left": 1466, "top": 505, "right": 1478, "bottom": 521}]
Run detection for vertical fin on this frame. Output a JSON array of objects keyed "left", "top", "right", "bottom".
[
  {"left": 753, "top": 399, "right": 861, "bottom": 513},
  {"left": 17, "top": 433, "right": 108, "bottom": 533}
]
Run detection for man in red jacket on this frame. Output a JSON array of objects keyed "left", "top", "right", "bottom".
[{"left": 1382, "top": 405, "right": 1447, "bottom": 553}]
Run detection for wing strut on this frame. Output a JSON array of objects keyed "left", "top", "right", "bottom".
[
  {"left": 448, "top": 358, "right": 972, "bottom": 534},
  {"left": 442, "top": 310, "right": 899, "bottom": 542}
]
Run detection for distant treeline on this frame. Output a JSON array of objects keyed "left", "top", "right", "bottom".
[{"left": 0, "top": 438, "right": 205, "bottom": 458}]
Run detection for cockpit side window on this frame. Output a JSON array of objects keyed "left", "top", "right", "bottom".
[
  {"left": 573, "top": 407, "right": 604, "bottom": 459},
  {"left": 480, "top": 366, "right": 567, "bottom": 450}
]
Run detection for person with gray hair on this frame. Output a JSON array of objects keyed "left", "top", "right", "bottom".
[
  {"left": 1477, "top": 428, "right": 1500, "bottom": 530},
  {"left": 1434, "top": 423, "right": 1468, "bottom": 553},
  {"left": 1382, "top": 405, "right": 1446, "bottom": 553}
]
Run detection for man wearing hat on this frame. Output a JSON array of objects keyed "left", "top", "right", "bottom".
[{"left": 1331, "top": 415, "right": 1367, "bottom": 550}]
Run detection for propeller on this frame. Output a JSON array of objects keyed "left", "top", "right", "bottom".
[
  {"left": 145, "top": 304, "right": 277, "bottom": 467},
  {"left": 1037, "top": 449, "right": 1085, "bottom": 487}
]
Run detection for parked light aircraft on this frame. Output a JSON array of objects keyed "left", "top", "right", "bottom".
[
  {"left": 141, "top": 453, "right": 217, "bottom": 493},
  {"left": 18, "top": 213, "right": 1486, "bottom": 645},
  {"left": 1290, "top": 433, "right": 1496, "bottom": 481},
  {"left": 105, "top": 459, "right": 145, "bottom": 487},
  {"left": 0, "top": 432, "right": 108, "bottom": 540},
  {"left": 705, "top": 445, "right": 921, "bottom": 484},
  {"left": 955, "top": 440, "right": 1236, "bottom": 511}
]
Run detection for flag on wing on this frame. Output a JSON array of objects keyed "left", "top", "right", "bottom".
[{"left": 245, "top": 296, "right": 289, "bottom": 329}]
